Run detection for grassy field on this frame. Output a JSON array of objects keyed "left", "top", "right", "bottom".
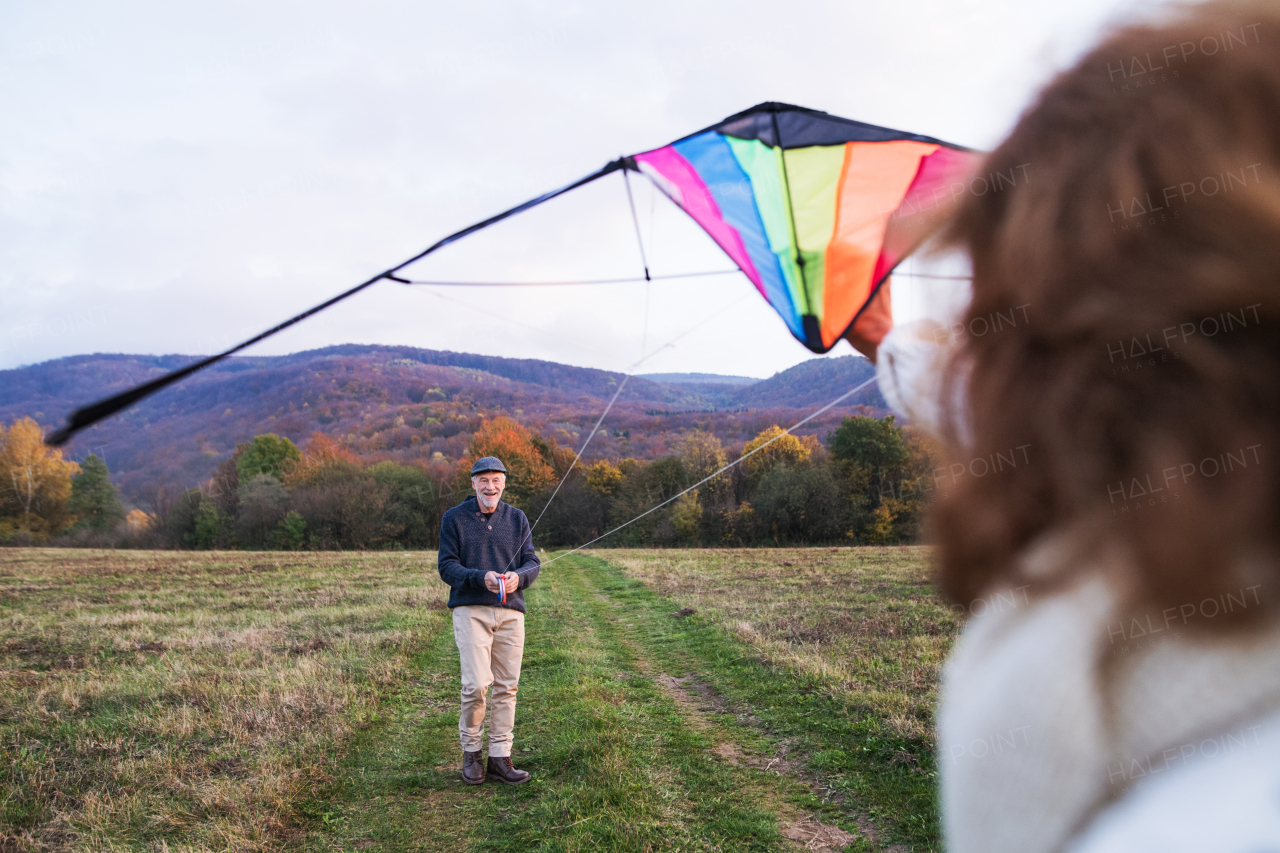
[{"left": 0, "top": 547, "right": 958, "bottom": 853}]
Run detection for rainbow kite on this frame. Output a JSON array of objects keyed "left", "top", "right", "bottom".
[
  {"left": 632, "top": 103, "right": 976, "bottom": 352},
  {"left": 48, "top": 102, "right": 977, "bottom": 446}
]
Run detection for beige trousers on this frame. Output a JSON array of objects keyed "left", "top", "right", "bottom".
[{"left": 452, "top": 605, "right": 525, "bottom": 757}]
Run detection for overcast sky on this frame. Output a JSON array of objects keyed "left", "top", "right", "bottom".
[{"left": 1, "top": 0, "right": 1165, "bottom": 379}]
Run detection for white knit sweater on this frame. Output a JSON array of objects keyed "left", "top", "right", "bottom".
[
  {"left": 937, "top": 537, "right": 1280, "bottom": 852},
  {"left": 876, "top": 323, "right": 1280, "bottom": 851}
]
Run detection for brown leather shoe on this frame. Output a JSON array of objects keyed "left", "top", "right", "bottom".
[
  {"left": 461, "top": 750, "right": 484, "bottom": 785},
  {"left": 486, "top": 755, "right": 530, "bottom": 785}
]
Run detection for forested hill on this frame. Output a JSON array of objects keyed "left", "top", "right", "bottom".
[
  {"left": 732, "top": 356, "right": 880, "bottom": 408},
  {"left": 0, "top": 345, "right": 884, "bottom": 501}
]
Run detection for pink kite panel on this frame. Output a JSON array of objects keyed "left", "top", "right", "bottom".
[
  {"left": 633, "top": 145, "right": 765, "bottom": 296},
  {"left": 871, "top": 146, "right": 980, "bottom": 284}
]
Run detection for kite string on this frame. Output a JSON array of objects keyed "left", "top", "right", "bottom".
[
  {"left": 641, "top": 279, "right": 651, "bottom": 363},
  {"left": 627, "top": 291, "right": 754, "bottom": 368},
  {"left": 497, "top": 290, "right": 754, "bottom": 574},
  {"left": 499, "top": 372, "right": 632, "bottom": 575},
  {"left": 527, "top": 374, "right": 630, "bottom": 536},
  {"left": 538, "top": 374, "right": 879, "bottom": 568}
]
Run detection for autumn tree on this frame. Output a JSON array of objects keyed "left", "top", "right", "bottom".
[
  {"left": 283, "top": 433, "right": 360, "bottom": 487},
  {"left": 880, "top": 428, "right": 942, "bottom": 542},
  {"left": 459, "top": 417, "right": 555, "bottom": 507},
  {"left": 607, "top": 455, "right": 687, "bottom": 545},
  {"left": 753, "top": 463, "right": 844, "bottom": 543},
  {"left": 742, "top": 425, "right": 818, "bottom": 481},
  {"left": 290, "top": 476, "right": 395, "bottom": 550},
  {"left": 368, "top": 461, "right": 443, "bottom": 547},
  {"left": 584, "top": 460, "right": 624, "bottom": 496},
  {"left": 828, "top": 415, "right": 912, "bottom": 542},
  {"left": 672, "top": 431, "right": 728, "bottom": 542},
  {"left": 679, "top": 430, "right": 727, "bottom": 483},
  {"left": 68, "top": 454, "right": 126, "bottom": 532},
  {"left": 125, "top": 509, "right": 154, "bottom": 531},
  {"left": 671, "top": 492, "right": 702, "bottom": 544},
  {"left": 531, "top": 433, "right": 576, "bottom": 480},
  {"left": 235, "top": 474, "right": 290, "bottom": 547},
  {"left": 206, "top": 456, "right": 241, "bottom": 544},
  {"left": 0, "top": 417, "right": 79, "bottom": 540},
  {"left": 235, "top": 433, "right": 301, "bottom": 481},
  {"left": 276, "top": 433, "right": 390, "bottom": 548},
  {"left": 829, "top": 415, "right": 910, "bottom": 478},
  {"left": 158, "top": 489, "right": 212, "bottom": 548}
]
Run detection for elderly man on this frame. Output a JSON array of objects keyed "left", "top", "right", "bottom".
[{"left": 437, "top": 456, "right": 540, "bottom": 786}]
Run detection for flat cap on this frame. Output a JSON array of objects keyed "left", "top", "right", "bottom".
[{"left": 470, "top": 456, "right": 507, "bottom": 476}]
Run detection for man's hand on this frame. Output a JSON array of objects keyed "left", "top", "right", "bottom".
[{"left": 484, "top": 571, "right": 520, "bottom": 594}]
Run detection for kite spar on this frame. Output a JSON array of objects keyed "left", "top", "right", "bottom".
[
  {"left": 44, "top": 159, "right": 629, "bottom": 446},
  {"left": 46, "top": 102, "right": 976, "bottom": 447}
]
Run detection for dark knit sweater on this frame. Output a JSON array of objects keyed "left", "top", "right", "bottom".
[{"left": 437, "top": 495, "right": 540, "bottom": 613}]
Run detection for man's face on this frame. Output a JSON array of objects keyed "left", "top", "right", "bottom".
[{"left": 472, "top": 471, "right": 506, "bottom": 510}]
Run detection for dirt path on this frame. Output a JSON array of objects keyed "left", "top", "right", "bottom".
[{"left": 584, "top": 573, "right": 904, "bottom": 853}]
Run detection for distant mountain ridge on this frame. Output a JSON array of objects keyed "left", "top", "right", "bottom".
[
  {"left": 0, "top": 345, "right": 885, "bottom": 500},
  {"left": 637, "top": 372, "right": 759, "bottom": 386}
]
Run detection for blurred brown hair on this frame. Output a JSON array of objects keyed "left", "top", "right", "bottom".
[{"left": 935, "top": 1, "right": 1280, "bottom": 626}]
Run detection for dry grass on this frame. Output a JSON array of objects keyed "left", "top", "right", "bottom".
[
  {"left": 0, "top": 549, "right": 444, "bottom": 853},
  {"left": 1, "top": 547, "right": 954, "bottom": 852},
  {"left": 599, "top": 546, "right": 958, "bottom": 744}
]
